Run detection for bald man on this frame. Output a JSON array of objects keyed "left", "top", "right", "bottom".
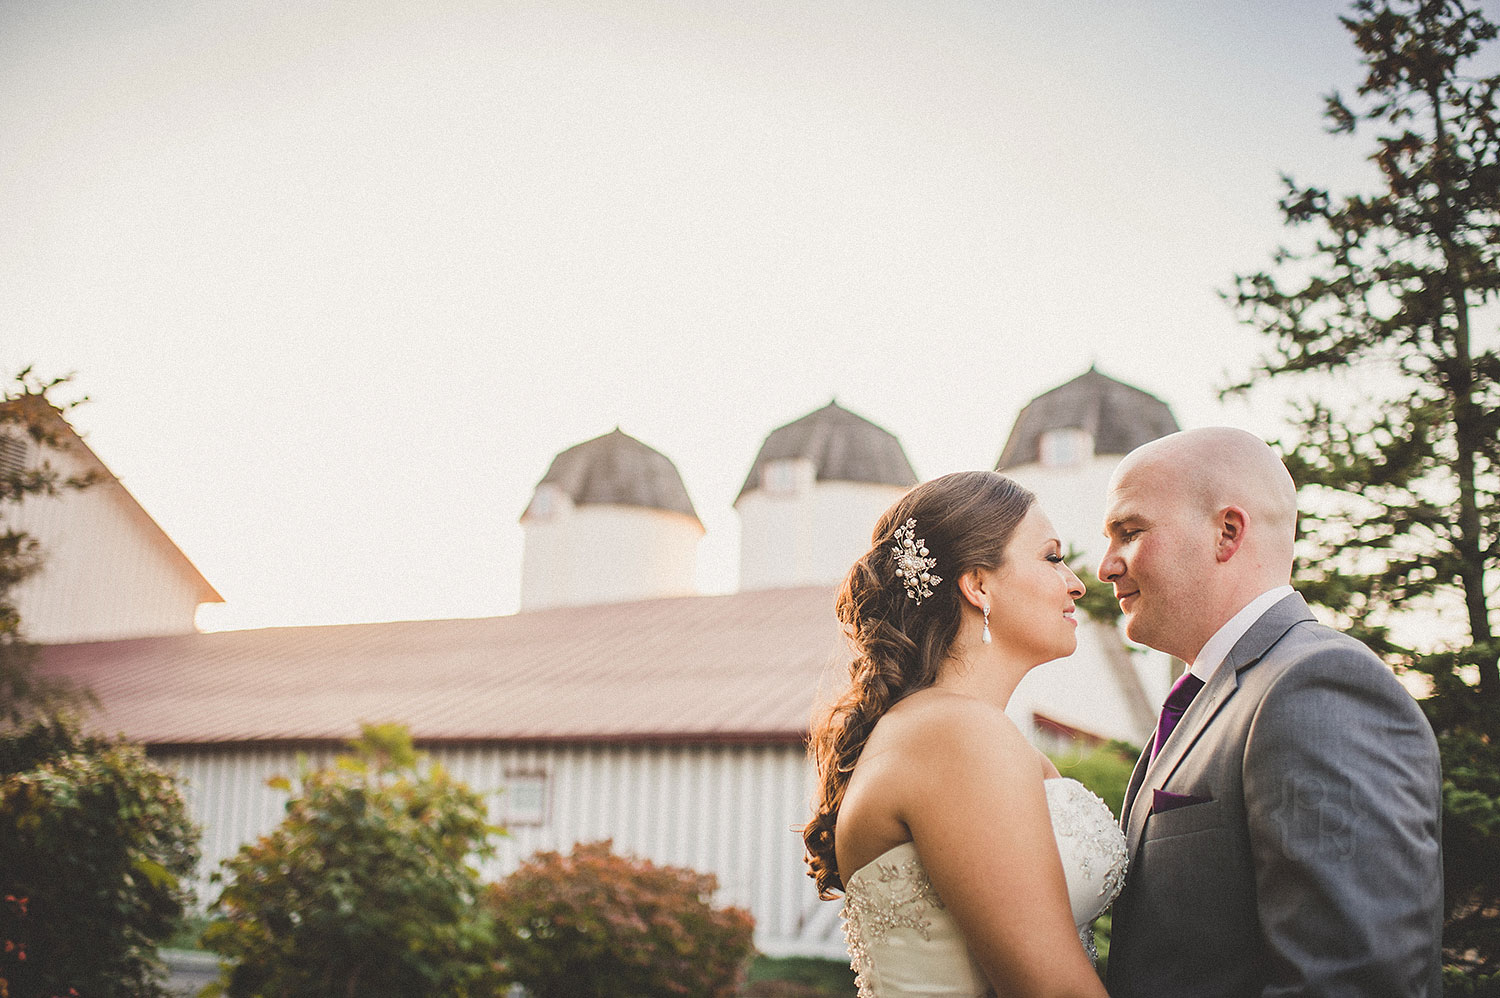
[{"left": 1099, "top": 428, "right": 1443, "bottom": 997}]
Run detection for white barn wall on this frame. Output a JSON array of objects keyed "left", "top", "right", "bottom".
[
  {"left": 520, "top": 504, "right": 702, "bottom": 611},
  {"left": 157, "top": 742, "right": 846, "bottom": 960},
  {"left": 1007, "top": 618, "right": 1153, "bottom": 745},
  {"left": 9, "top": 444, "right": 206, "bottom": 644},
  {"left": 737, "top": 481, "right": 909, "bottom": 591}
]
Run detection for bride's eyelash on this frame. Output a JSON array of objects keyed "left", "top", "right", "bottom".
[{"left": 1046, "top": 553, "right": 1064, "bottom": 564}]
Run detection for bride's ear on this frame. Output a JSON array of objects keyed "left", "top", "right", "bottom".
[{"left": 956, "top": 569, "right": 989, "bottom": 611}]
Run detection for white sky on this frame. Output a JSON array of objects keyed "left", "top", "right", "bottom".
[{"left": 1, "top": 0, "right": 1457, "bottom": 631}]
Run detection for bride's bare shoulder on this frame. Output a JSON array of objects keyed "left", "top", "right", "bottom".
[{"left": 875, "top": 687, "right": 1031, "bottom": 760}]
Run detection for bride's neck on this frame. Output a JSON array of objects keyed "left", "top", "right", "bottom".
[{"left": 932, "top": 645, "right": 1029, "bottom": 712}]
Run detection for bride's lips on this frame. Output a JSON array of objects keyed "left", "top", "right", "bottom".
[{"left": 1063, "top": 606, "right": 1077, "bottom": 625}]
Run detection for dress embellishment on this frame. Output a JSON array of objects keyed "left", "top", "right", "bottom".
[
  {"left": 837, "top": 778, "right": 1127, "bottom": 997},
  {"left": 842, "top": 856, "right": 947, "bottom": 998}
]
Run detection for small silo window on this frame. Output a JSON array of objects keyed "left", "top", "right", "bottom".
[
  {"left": 1039, "top": 429, "right": 1093, "bottom": 468},
  {"left": 763, "top": 458, "right": 815, "bottom": 495},
  {"left": 0, "top": 436, "right": 27, "bottom": 478}
]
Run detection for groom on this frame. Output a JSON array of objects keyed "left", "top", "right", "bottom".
[{"left": 1098, "top": 428, "right": 1443, "bottom": 996}]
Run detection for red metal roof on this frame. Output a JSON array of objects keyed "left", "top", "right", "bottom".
[{"left": 36, "top": 586, "right": 847, "bottom": 746}]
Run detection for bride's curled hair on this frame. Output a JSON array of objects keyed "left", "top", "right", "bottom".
[{"left": 802, "top": 471, "right": 1035, "bottom": 898}]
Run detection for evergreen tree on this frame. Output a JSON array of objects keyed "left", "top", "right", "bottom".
[{"left": 1226, "top": 0, "right": 1500, "bottom": 981}]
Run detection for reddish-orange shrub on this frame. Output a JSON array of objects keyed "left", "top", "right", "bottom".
[{"left": 485, "top": 840, "right": 755, "bottom": 998}]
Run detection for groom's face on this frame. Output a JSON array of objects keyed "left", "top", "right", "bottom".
[{"left": 1099, "top": 461, "right": 1220, "bottom": 662}]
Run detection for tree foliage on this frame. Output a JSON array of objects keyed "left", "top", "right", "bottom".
[
  {"left": 1066, "top": 549, "right": 1121, "bottom": 627},
  {"left": 0, "top": 369, "right": 95, "bottom": 728},
  {"left": 485, "top": 839, "right": 756, "bottom": 998},
  {"left": 1225, "top": 0, "right": 1500, "bottom": 979},
  {"left": 0, "top": 714, "right": 201, "bottom": 998},
  {"left": 202, "top": 723, "right": 501, "bottom": 998}
]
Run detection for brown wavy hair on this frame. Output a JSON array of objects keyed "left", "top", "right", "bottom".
[{"left": 802, "top": 471, "right": 1036, "bottom": 898}]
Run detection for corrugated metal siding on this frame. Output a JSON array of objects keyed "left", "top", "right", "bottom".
[{"left": 155, "top": 743, "right": 848, "bottom": 959}]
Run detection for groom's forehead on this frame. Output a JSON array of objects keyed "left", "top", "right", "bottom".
[
  {"left": 1104, "top": 476, "right": 1189, "bottom": 532},
  {"left": 1104, "top": 475, "right": 1158, "bottom": 517}
]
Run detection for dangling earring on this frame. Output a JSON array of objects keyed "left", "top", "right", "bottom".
[{"left": 981, "top": 604, "right": 992, "bottom": 644}]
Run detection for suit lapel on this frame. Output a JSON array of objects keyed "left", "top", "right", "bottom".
[
  {"left": 1125, "top": 664, "right": 1239, "bottom": 854},
  {"left": 1123, "top": 592, "right": 1316, "bottom": 857}
]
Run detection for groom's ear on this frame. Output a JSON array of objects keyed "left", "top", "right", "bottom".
[{"left": 1215, "top": 507, "right": 1247, "bottom": 562}]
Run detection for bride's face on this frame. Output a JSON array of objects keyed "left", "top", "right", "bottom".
[{"left": 985, "top": 506, "right": 1086, "bottom": 666}]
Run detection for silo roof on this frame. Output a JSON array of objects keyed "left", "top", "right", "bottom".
[
  {"left": 525, "top": 428, "right": 700, "bottom": 523},
  {"left": 996, "top": 367, "right": 1179, "bottom": 469},
  {"left": 736, "top": 401, "right": 918, "bottom": 502}
]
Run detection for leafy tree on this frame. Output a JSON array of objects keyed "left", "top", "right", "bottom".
[
  {"left": 0, "top": 714, "right": 201, "bottom": 998},
  {"left": 486, "top": 839, "right": 756, "bottom": 998},
  {"left": 0, "top": 375, "right": 184, "bottom": 998},
  {"left": 0, "top": 369, "right": 95, "bottom": 727},
  {"left": 202, "top": 723, "right": 501, "bottom": 998},
  {"left": 1225, "top": 0, "right": 1500, "bottom": 983}
]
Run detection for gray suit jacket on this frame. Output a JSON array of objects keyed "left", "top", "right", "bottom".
[{"left": 1105, "top": 593, "right": 1444, "bottom": 997}]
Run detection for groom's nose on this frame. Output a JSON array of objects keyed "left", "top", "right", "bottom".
[{"left": 1098, "top": 547, "right": 1122, "bottom": 584}]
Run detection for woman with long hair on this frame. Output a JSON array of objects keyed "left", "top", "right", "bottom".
[{"left": 804, "top": 471, "right": 1123, "bottom": 997}]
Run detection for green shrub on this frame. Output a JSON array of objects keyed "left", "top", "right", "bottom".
[
  {"left": 486, "top": 839, "right": 755, "bottom": 998},
  {"left": 1049, "top": 740, "right": 1136, "bottom": 827},
  {"left": 1428, "top": 679, "right": 1500, "bottom": 982},
  {"left": 202, "top": 723, "right": 500, "bottom": 998},
  {"left": 1445, "top": 965, "right": 1500, "bottom": 998},
  {"left": 0, "top": 715, "right": 200, "bottom": 998},
  {"left": 745, "top": 954, "right": 856, "bottom": 997}
]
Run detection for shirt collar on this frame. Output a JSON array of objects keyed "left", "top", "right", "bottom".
[{"left": 1189, "top": 585, "right": 1295, "bottom": 683}]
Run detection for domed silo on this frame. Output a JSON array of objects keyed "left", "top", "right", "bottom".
[
  {"left": 996, "top": 367, "right": 1181, "bottom": 748},
  {"left": 735, "top": 401, "right": 918, "bottom": 591},
  {"left": 996, "top": 366, "right": 1180, "bottom": 567},
  {"left": 520, "top": 429, "right": 703, "bottom": 611}
]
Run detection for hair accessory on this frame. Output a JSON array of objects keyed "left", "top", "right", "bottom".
[
  {"left": 891, "top": 518, "right": 941, "bottom": 604},
  {"left": 981, "top": 604, "right": 991, "bottom": 644}
]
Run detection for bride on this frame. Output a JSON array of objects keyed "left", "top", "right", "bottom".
[{"left": 803, "top": 471, "right": 1124, "bottom": 998}]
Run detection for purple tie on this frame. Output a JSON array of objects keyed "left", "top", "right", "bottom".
[{"left": 1151, "top": 670, "right": 1206, "bottom": 761}]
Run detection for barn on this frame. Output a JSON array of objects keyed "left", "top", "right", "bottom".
[{"left": 24, "top": 369, "right": 1178, "bottom": 958}]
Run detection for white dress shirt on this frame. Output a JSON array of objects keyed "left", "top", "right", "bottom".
[{"left": 1188, "top": 585, "right": 1295, "bottom": 684}]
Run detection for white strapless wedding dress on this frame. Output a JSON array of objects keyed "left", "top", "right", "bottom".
[{"left": 840, "top": 777, "right": 1127, "bottom": 998}]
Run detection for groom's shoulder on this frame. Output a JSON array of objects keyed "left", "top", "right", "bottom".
[
  {"left": 1255, "top": 617, "right": 1416, "bottom": 707},
  {"left": 1277, "top": 616, "right": 1383, "bottom": 668}
]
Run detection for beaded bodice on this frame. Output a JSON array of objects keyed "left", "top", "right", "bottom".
[{"left": 840, "top": 777, "right": 1127, "bottom": 998}]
